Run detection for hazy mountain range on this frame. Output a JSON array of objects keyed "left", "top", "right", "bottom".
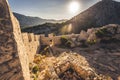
[
  {"left": 13, "top": 12, "right": 67, "bottom": 27},
  {"left": 21, "top": 0, "right": 120, "bottom": 35}
]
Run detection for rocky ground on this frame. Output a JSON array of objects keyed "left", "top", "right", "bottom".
[
  {"left": 30, "top": 43, "right": 120, "bottom": 80},
  {"left": 30, "top": 24, "right": 120, "bottom": 80}
]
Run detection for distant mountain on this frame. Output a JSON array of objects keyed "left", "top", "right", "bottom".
[
  {"left": 21, "top": 0, "right": 120, "bottom": 35},
  {"left": 61, "top": 0, "right": 120, "bottom": 33},
  {"left": 13, "top": 12, "right": 67, "bottom": 27},
  {"left": 22, "top": 23, "right": 63, "bottom": 35}
]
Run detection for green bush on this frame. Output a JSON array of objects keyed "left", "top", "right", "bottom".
[
  {"left": 60, "top": 36, "right": 72, "bottom": 48},
  {"left": 32, "top": 66, "right": 39, "bottom": 74},
  {"left": 65, "top": 41, "right": 72, "bottom": 48},
  {"left": 60, "top": 36, "right": 68, "bottom": 44},
  {"left": 95, "top": 28, "right": 108, "bottom": 37},
  {"left": 87, "top": 39, "right": 96, "bottom": 45}
]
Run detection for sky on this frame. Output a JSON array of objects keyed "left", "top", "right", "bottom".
[{"left": 8, "top": 0, "right": 120, "bottom": 20}]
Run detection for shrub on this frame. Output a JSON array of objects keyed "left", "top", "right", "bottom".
[
  {"left": 96, "top": 29, "right": 106, "bottom": 37},
  {"left": 32, "top": 66, "right": 39, "bottom": 74},
  {"left": 33, "top": 56, "right": 41, "bottom": 64},
  {"left": 65, "top": 41, "right": 72, "bottom": 48},
  {"left": 95, "top": 28, "right": 110, "bottom": 38},
  {"left": 79, "top": 40, "right": 88, "bottom": 48},
  {"left": 33, "top": 75, "right": 37, "bottom": 80},
  {"left": 60, "top": 36, "right": 68, "bottom": 44},
  {"left": 87, "top": 39, "right": 97, "bottom": 45},
  {"left": 33, "top": 54, "right": 46, "bottom": 64},
  {"left": 60, "top": 36, "right": 72, "bottom": 48}
]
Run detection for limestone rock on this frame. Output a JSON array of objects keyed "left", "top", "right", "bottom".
[
  {"left": 105, "top": 24, "right": 118, "bottom": 34},
  {"left": 87, "top": 28, "right": 96, "bottom": 34},
  {"left": 70, "top": 42, "right": 76, "bottom": 48},
  {"left": 78, "top": 30, "right": 89, "bottom": 41},
  {"left": 88, "top": 33, "right": 97, "bottom": 41}
]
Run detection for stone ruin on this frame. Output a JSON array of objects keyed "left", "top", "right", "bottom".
[
  {"left": 0, "top": 0, "right": 120, "bottom": 80},
  {"left": 0, "top": 0, "right": 31, "bottom": 79}
]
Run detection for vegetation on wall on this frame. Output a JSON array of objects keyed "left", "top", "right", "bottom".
[
  {"left": 95, "top": 28, "right": 110, "bottom": 38},
  {"left": 60, "top": 36, "right": 72, "bottom": 48},
  {"left": 87, "top": 39, "right": 97, "bottom": 45}
]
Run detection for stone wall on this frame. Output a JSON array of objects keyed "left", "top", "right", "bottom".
[
  {"left": 40, "top": 34, "right": 80, "bottom": 46},
  {"left": 40, "top": 34, "right": 52, "bottom": 45},
  {"left": 22, "top": 33, "right": 40, "bottom": 62},
  {"left": 0, "top": 0, "right": 120, "bottom": 80},
  {"left": 0, "top": 0, "right": 30, "bottom": 80},
  {"left": 40, "top": 24, "right": 120, "bottom": 47}
]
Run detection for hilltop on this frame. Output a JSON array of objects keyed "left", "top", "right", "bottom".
[{"left": 61, "top": 0, "right": 120, "bottom": 33}]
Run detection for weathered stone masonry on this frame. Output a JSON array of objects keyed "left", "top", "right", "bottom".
[
  {"left": 0, "top": 0, "right": 30, "bottom": 80},
  {"left": 0, "top": 0, "right": 120, "bottom": 80},
  {"left": 22, "top": 33, "right": 40, "bottom": 62}
]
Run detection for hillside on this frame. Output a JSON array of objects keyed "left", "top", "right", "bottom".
[
  {"left": 22, "top": 0, "right": 120, "bottom": 35},
  {"left": 13, "top": 12, "right": 67, "bottom": 27},
  {"left": 22, "top": 23, "right": 63, "bottom": 35},
  {"left": 61, "top": 0, "right": 120, "bottom": 33}
]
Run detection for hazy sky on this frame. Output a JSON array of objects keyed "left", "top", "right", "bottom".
[{"left": 8, "top": 0, "right": 120, "bottom": 20}]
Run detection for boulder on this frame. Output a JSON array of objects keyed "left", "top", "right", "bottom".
[
  {"left": 105, "top": 24, "right": 118, "bottom": 34},
  {"left": 88, "top": 33, "right": 97, "bottom": 41},
  {"left": 78, "top": 30, "right": 89, "bottom": 41},
  {"left": 87, "top": 28, "right": 96, "bottom": 34}
]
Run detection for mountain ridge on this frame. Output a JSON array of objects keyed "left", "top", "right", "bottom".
[
  {"left": 21, "top": 0, "right": 120, "bottom": 35},
  {"left": 61, "top": 0, "right": 120, "bottom": 33},
  {"left": 13, "top": 12, "right": 67, "bottom": 27}
]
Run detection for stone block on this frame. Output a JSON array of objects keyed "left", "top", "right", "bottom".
[
  {"left": 0, "top": 54, "right": 12, "bottom": 64},
  {"left": 8, "top": 58, "right": 20, "bottom": 69},
  {"left": 0, "top": 64, "right": 9, "bottom": 74},
  {"left": 22, "top": 33, "right": 29, "bottom": 42}
]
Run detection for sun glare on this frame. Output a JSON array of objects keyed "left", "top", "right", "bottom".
[{"left": 69, "top": 1, "right": 80, "bottom": 14}]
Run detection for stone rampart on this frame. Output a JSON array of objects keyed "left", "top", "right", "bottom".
[
  {"left": 22, "top": 33, "right": 40, "bottom": 62},
  {"left": 0, "top": 0, "right": 30, "bottom": 80}
]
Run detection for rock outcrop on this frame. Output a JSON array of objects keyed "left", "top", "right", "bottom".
[
  {"left": 31, "top": 50, "right": 120, "bottom": 80},
  {"left": 0, "top": 0, "right": 30, "bottom": 80}
]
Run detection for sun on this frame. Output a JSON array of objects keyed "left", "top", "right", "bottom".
[{"left": 68, "top": 1, "right": 80, "bottom": 14}]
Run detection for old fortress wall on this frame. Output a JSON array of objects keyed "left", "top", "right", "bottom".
[
  {"left": 21, "top": 33, "right": 81, "bottom": 64},
  {"left": 8, "top": 23, "right": 120, "bottom": 67},
  {"left": 21, "top": 33, "right": 40, "bottom": 63},
  {"left": 0, "top": 0, "right": 30, "bottom": 80},
  {"left": 1, "top": 0, "right": 120, "bottom": 80},
  {"left": 40, "top": 33, "right": 80, "bottom": 45}
]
